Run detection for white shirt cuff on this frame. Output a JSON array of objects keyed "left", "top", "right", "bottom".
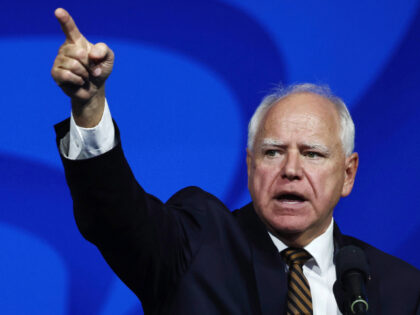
[{"left": 60, "top": 99, "right": 117, "bottom": 160}]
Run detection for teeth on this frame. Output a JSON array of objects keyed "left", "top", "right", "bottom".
[{"left": 281, "top": 200, "right": 301, "bottom": 204}]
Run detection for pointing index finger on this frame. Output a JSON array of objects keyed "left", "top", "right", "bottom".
[{"left": 55, "top": 8, "right": 83, "bottom": 43}]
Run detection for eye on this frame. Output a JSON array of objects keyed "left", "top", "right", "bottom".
[
  {"left": 304, "top": 151, "right": 322, "bottom": 158},
  {"left": 264, "top": 149, "right": 279, "bottom": 157}
]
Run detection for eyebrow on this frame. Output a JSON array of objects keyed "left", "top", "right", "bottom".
[
  {"left": 260, "top": 138, "right": 331, "bottom": 154},
  {"left": 301, "top": 143, "right": 330, "bottom": 154},
  {"left": 261, "top": 138, "right": 285, "bottom": 147}
]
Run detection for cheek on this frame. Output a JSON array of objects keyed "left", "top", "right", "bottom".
[
  {"left": 304, "top": 162, "right": 336, "bottom": 186},
  {"left": 249, "top": 164, "right": 275, "bottom": 196},
  {"left": 310, "top": 168, "right": 345, "bottom": 205}
]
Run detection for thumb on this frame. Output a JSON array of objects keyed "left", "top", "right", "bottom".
[
  {"left": 88, "top": 42, "right": 114, "bottom": 77},
  {"left": 89, "top": 42, "right": 109, "bottom": 62}
]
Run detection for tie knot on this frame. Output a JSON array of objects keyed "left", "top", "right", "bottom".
[{"left": 281, "top": 248, "right": 312, "bottom": 267}]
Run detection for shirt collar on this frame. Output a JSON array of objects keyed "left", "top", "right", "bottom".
[{"left": 268, "top": 218, "right": 335, "bottom": 276}]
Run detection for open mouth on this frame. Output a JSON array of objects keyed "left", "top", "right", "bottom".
[{"left": 274, "top": 193, "right": 306, "bottom": 203}]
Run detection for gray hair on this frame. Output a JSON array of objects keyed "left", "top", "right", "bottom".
[{"left": 247, "top": 83, "right": 355, "bottom": 156}]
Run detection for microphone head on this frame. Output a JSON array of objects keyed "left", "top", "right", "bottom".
[{"left": 336, "top": 245, "right": 369, "bottom": 283}]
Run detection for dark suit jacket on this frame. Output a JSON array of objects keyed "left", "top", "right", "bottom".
[{"left": 56, "top": 119, "right": 420, "bottom": 315}]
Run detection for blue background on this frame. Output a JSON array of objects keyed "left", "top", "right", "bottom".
[{"left": 1, "top": 1, "right": 419, "bottom": 313}]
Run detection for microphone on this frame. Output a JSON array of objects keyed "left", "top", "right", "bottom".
[{"left": 335, "top": 245, "right": 370, "bottom": 314}]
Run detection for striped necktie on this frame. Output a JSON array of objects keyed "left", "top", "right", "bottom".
[{"left": 281, "top": 248, "right": 313, "bottom": 315}]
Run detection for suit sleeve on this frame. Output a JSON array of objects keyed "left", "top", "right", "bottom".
[{"left": 55, "top": 119, "right": 208, "bottom": 312}]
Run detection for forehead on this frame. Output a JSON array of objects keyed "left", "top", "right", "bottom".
[{"left": 258, "top": 92, "right": 341, "bottom": 143}]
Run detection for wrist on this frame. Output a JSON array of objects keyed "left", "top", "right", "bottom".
[{"left": 72, "top": 86, "right": 105, "bottom": 128}]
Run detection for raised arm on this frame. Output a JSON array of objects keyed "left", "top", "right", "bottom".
[
  {"left": 51, "top": 8, "right": 114, "bottom": 127},
  {"left": 51, "top": 10, "right": 210, "bottom": 311}
]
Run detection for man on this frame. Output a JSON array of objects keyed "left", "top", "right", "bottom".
[{"left": 52, "top": 8, "right": 420, "bottom": 314}]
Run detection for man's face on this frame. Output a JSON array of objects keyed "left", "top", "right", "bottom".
[{"left": 247, "top": 92, "right": 358, "bottom": 246}]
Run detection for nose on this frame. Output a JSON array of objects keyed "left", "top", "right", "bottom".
[{"left": 281, "top": 151, "right": 302, "bottom": 180}]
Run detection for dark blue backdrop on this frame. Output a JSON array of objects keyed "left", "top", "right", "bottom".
[{"left": 1, "top": 1, "right": 419, "bottom": 314}]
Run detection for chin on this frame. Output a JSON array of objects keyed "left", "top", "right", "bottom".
[{"left": 267, "top": 215, "right": 313, "bottom": 237}]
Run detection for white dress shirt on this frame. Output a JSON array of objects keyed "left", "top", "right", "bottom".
[
  {"left": 269, "top": 219, "right": 341, "bottom": 315},
  {"left": 62, "top": 101, "right": 341, "bottom": 314},
  {"left": 60, "top": 99, "right": 116, "bottom": 159}
]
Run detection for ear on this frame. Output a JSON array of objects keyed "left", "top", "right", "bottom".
[
  {"left": 341, "top": 152, "right": 359, "bottom": 197},
  {"left": 246, "top": 148, "right": 252, "bottom": 178}
]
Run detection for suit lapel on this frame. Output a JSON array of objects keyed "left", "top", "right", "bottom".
[{"left": 235, "top": 203, "right": 288, "bottom": 315}]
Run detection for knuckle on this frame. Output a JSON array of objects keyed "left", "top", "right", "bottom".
[
  {"left": 78, "top": 49, "right": 87, "bottom": 59},
  {"left": 61, "top": 70, "right": 72, "bottom": 82},
  {"left": 63, "top": 44, "right": 78, "bottom": 57},
  {"left": 70, "top": 59, "right": 79, "bottom": 70}
]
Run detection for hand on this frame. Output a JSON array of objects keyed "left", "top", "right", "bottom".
[{"left": 51, "top": 8, "right": 114, "bottom": 127}]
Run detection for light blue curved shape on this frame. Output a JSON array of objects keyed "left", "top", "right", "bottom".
[
  {"left": 0, "top": 37, "right": 74, "bottom": 169},
  {"left": 0, "top": 223, "right": 67, "bottom": 314},
  {"left": 0, "top": 36, "right": 242, "bottom": 203}
]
